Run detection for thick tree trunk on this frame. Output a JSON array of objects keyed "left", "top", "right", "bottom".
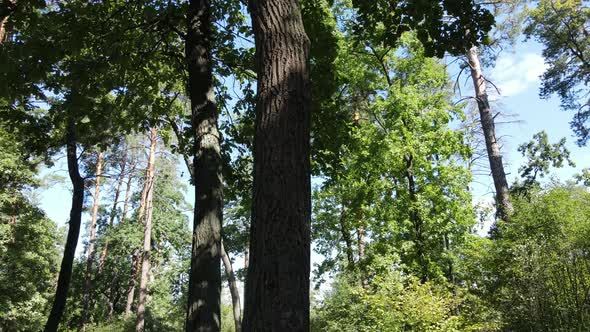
[
  {"left": 80, "top": 151, "right": 103, "bottom": 330},
  {"left": 98, "top": 152, "right": 127, "bottom": 274},
  {"left": 184, "top": 1, "right": 223, "bottom": 331},
  {"left": 135, "top": 127, "right": 157, "bottom": 332},
  {"left": 242, "top": 0, "right": 312, "bottom": 330},
  {"left": 467, "top": 46, "right": 512, "bottom": 221},
  {"left": 221, "top": 241, "right": 242, "bottom": 332},
  {"left": 44, "top": 119, "right": 85, "bottom": 332}
]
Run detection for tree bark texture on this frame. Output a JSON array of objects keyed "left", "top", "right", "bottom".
[
  {"left": 80, "top": 151, "right": 103, "bottom": 330},
  {"left": 184, "top": 1, "right": 223, "bottom": 331},
  {"left": 44, "top": 119, "right": 85, "bottom": 332},
  {"left": 467, "top": 46, "right": 513, "bottom": 221},
  {"left": 242, "top": 0, "right": 312, "bottom": 330},
  {"left": 221, "top": 241, "right": 242, "bottom": 332},
  {"left": 135, "top": 127, "right": 157, "bottom": 332}
]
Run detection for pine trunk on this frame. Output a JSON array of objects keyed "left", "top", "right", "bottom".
[
  {"left": 98, "top": 151, "right": 127, "bottom": 274},
  {"left": 80, "top": 151, "right": 103, "bottom": 330},
  {"left": 184, "top": 0, "right": 223, "bottom": 331},
  {"left": 44, "top": 119, "right": 85, "bottom": 332},
  {"left": 135, "top": 127, "right": 157, "bottom": 332},
  {"left": 121, "top": 157, "right": 135, "bottom": 223},
  {"left": 467, "top": 46, "right": 512, "bottom": 221},
  {"left": 242, "top": 0, "right": 312, "bottom": 330},
  {"left": 221, "top": 241, "right": 242, "bottom": 332}
]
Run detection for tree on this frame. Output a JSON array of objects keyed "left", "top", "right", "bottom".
[
  {"left": 492, "top": 184, "right": 590, "bottom": 331},
  {"left": 466, "top": 46, "right": 513, "bottom": 220},
  {"left": 136, "top": 127, "right": 158, "bottom": 332},
  {"left": 526, "top": 0, "right": 590, "bottom": 146},
  {"left": 242, "top": 0, "right": 312, "bottom": 330},
  {"left": 184, "top": 0, "right": 223, "bottom": 331}
]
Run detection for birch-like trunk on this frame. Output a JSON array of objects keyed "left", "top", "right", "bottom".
[{"left": 221, "top": 241, "right": 242, "bottom": 332}]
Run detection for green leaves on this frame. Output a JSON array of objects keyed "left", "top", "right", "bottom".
[
  {"left": 525, "top": 0, "right": 590, "bottom": 145},
  {"left": 350, "top": 0, "right": 494, "bottom": 57}
]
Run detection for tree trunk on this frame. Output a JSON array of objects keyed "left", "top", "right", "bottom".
[
  {"left": 0, "top": 0, "right": 16, "bottom": 44},
  {"left": 357, "top": 225, "right": 369, "bottom": 288},
  {"left": 44, "top": 119, "right": 85, "bottom": 332},
  {"left": 184, "top": 1, "right": 223, "bottom": 331},
  {"left": 121, "top": 157, "right": 135, "bottom": 223},
  {"left": 242, "top": 0, "right": 312, "bottom": 330},
  {"left": 80, "top": 151, "right": 103, "bottom": 330},
  {"left": 124, "top": 249, "right": 140, "bottom": 317},
  {"left": 98, "top": 151, "right": 127, "bottom": 274},
  {"left": 339, "top": 208, "right": 355, "bottom": 268},
  {"left": 135, "top": 127, "right": 157, "bottom": 332},
  {"left": 467, "top": 46, "right": 512, "bottom": 221},
  {"left": 221, "top": 241, "right": 242, "bottom": 332}
]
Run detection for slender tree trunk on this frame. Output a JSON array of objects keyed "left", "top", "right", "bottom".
[
  {"left": 242, "top": 0, "right": 311, "bottom": 330},
  {"left": 467, "top": 46, "right": 512, "bottom": 221},
  {"left": 99, "top": 152, "right": 127, "bottom": 274},
  {"left": 184, "top": 1, "right": 223, "bottom": 331},
  {"left": 339, "top": 208, "right": 355, "bottom": 268},
  {"left": 44, "top": 119, "right": 85, "bottom": 332},
  {"left": 124, "top": 249, "right": 140, "bottom": 317},
  {"left": 135, "top": 127, "right": 157, "bottom": 332},
  {"left": 244, "top": 244, "right": 249, "bottom": 271},
  {"left": 121, "top": 158, "right": 135, "bottom": 223},
  {"left": 0, "top": 0, "right": 16, "bottom": 44},
  {"left": 80, "top": 151, "right": 103, "bottom": 330},
  {"left": 221, "top": 241, "right": 242, "bottom": 332},
  {"left": 357, "top": 225, "right": 369, "bottom": 288}
]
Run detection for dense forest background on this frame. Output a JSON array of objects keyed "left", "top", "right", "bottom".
[{"left": 1, "top": 0, "right": 590, "bottom": 331}]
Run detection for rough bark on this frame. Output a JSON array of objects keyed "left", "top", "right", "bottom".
[
  {"left": 135, "top": 127, "right": 157, "bottom": 332},
  {"left": 98, "top": 151, "right": 127, "bottom": 274},
  {"left": 80, "top": 151, "right": 103, "bottom": 330},
  {"left": 184, "top": 1, "right": 223, "bottom": 331},
  {"left": 221, "top": 241, "right": 242, "bottom": 332},
  {"left": 242, "top": 0, "right": 312, "bottom": 330},
  {"left": 44, "top": 119, "right": 85, "bottom": 332},
  {"left": 467, "top": 46, "right": 513, "bottom": 221}
]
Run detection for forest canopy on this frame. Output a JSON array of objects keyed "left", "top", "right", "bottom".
[{"left": 1, "top": 0, "right": 589, "bottom": 331}]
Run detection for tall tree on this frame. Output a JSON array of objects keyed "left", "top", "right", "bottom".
[
  {"left": 466, "top": 47, "right": 512, "bottom": 220},
  {"left": 242, "top": 0, "right": 312, "bottom": 330},
  {"left": 184, "top": 0, "right": 223, "bottom": 331},
  {"left": 135, "top": 127, "right": 158, "bottom": 332},
  {"left": 44, "top": 118, "right": 85, "bottom": 332}
]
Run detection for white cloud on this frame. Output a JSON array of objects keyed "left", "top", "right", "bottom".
[{"left": 489, "top": 53, "right": 547, "bottom": 97}]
